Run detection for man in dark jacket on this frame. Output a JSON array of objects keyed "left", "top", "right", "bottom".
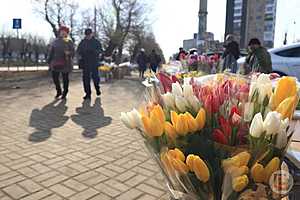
[
  {"left": 136, "top": 49, "right": 148, "bottom": 79},
  {"left": 149, "top": 49, "right": 162, "bottom": 73},
  {"left": 77, "top": 29, "right": 102, "bottom": 100},
  {"left": 245, "top": 38, "right": 272, "bottom": 74},
  {"left": 222, "top": 34, "right": 240, "bottom": 73}
]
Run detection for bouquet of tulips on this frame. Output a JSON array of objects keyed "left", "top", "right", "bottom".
[{"left": 120, "top": 72, "right": 299, "bottom": 200}]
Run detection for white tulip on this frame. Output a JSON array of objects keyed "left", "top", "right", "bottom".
[
  {"left": 131, "top": 109, "right": 143, "bottom": 129},
  {"left": 162, "top": 92, "right": 175, "bottom": 109},
  {"left": 258, "top": 83, "right": 273, "bottom": 104},
  {"left": 250, "top": 113, "right": 264, "bottom": 138},
  {"left": 183, "top": 84, "right": 194, "bottom": 97},
  {"left": 257, "top": 73, "right": 271, "bottom": 84},
  {"left": 275, "top": 129, "right": 287, "bottom": 149},
  {"left": 120, "top": 112, "right": 135, "bottom": 129},
  {"left": 187, "top": 95, "right": 201, "bottom": 112},
  {"left": 244, "top": 102, "right": 254, "bottom": 122},
  {"left": 263, "top": 111, "right": 282, "bottom": 135},
  {"left": 175, "top": 95, "right": 188, "bottom": 112},
  {"left": 172, "top": 82, "right": 183, "bottom": 96}
]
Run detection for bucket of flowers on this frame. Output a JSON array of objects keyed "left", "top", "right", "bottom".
[
  {"left": 98, "top": 65, "right": 113, "bottom": 82},
  {"left": 120, "top": 72, "right": 299, "bottom": 200}
]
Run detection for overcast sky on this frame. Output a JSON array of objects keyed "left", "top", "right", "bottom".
[{"left": 0, "top": 0, "right": 299, "bottom": 58}]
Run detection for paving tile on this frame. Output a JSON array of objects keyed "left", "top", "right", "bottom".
[
  {"left": 49, "top": 184, "right": 76, "bottom": 198},
  {"left": 20, "top": 189, "right": 52, "bottom": 200},
  {"left": 69, "top": 188, "right": 99, "bottom": 200},
  {"left": 63, "top": 179, "right": 88, "bottom": 192},
  {"left": 3, "top": 184, "right": 29, "bottom": 199},
  {"left": 18, "top": 179, "right": 43, "bottom": 193},
  {"left": 116, "top": 188, "right": 143, "bottom": 200},
  {"left": 136, "top": 183, "right": 165, "bottom": 197}
]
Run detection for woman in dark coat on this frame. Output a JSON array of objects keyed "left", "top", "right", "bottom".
[{"left": 48, "top": 26, "right": 75, "bottom": 99}]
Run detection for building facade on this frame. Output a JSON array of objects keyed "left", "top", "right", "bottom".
[{"left": 225, "top": 0, "right": 277, "bottom": 48}]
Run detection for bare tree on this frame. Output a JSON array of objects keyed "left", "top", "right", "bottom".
[
  {"left": 96, "top": 0, "right": 149, "bottom": 63},
  {"left": 32, "top": 0, "right": 79, "bottom": 42}
]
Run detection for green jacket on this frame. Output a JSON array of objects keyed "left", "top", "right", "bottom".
[{"left": 246, "top": 47, "right": 272, "bottom": 74}]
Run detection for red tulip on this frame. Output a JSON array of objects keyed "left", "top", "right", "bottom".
[
  {"left": 213, "top": 129, "right": 228, "bottom": 145},
  {"left": 219, "top": 116, "right": 232, "bottom": 137},
  {"left": 157, "top": 72, "right": 173, "bottom": 93}
]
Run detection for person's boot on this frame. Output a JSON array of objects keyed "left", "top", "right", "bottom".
[
  {"left": 61, "top": 91, "right": 68, "bottom": 99},
  {"left": 55, "top": 91, "right": 62, "bottom": 99},
  {"left": 83, "top": 94, "right": 91, "bottom": 100},
  {"left": 96, "top": 88, "right": 101, "bottom": 96}
]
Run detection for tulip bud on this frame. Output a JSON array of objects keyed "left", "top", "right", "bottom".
[
  {"left": 175, "top": 95, "right": 188, "bottom": 112},
  {"left": 186, "top": 154, "right": 196, "bottom": 171},
  {"left": 249, "top": 113, "right": 264, "bottom": 138},
  {"left": 193, "top": 156, "right": 210, "bottom": 183},
  {"left": 244, "top": 102, "right": 254, "bottom": 122},
  {"left": 131, "top": 109, "right": 143, "bottom": 129},
  {"left": 141, "top": 114, "right": 164, "bottom": 137},
  {"left": 276, "top": 95, "right": 298, "bottom": 120},
  {"left": 171, "top": 111, "right": 178, "bottom": 126},
  {"left": 232, "top": 175, "right": 249, "bottom": 192},
  {"left": 272, "top": 76, "right": 297, "bottom": 110},
  {"left": 152, "top": 105, "right": 166, "bottom": 124},
  {"left": 263, "top": 111, "right": 282, "bottom": 135},
  {"left": 120, "top": 112, "right": 134, "bottom": 129},
  {"left": 168, "top": 148, "right": 185, "bottom": 162},
  {"left": 172, "top": 82, "right": 183, "bottom": 96},
  {"left": 196, "top": 108, "right": 206, "bottom": 130},
  {"left": 187, "top": 95, "right": 201, "bottom": 113},
  {"left": 232, "top": 152, "right": 251, "bottom": 166},
  {"left": 162, "top": 92, "right": 175, "bottom": 109},
  {"left": 185, "top": 112, "right": 198, "bottom": 133},
  {"left": 171, "top": 158, "right": 189, "bottom": 174},
  {"left": 251, "top": 163, "right": 265, "bottom": 183},
  {"left": 227, "top": 166, "right": 249, "bottom": 178},
  {"left": 175, "top": 114, "right": 189, "bottom": 135},
  {"left": 213, "top": 129, "right": 228, "bottom": 144},
  {"left": 164, "top": 122, "right": 177, "bottom": 141},
  {"left": 183, "top": 84, "right": 194, "bottom": 97},
  {"left": 264, "top": 157, "right": 280, "bottom": 184}
]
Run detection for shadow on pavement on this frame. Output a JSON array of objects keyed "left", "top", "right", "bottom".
[
  {"left": 71, "top": 97, "right": 112, "bottom": 139},
  {"left": 28, "top": 99, "right": 69, "bottom": 142}
]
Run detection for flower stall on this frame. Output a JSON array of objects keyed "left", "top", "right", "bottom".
[{"left": 121, "top": 71, "right": 300, "bottom": 200}]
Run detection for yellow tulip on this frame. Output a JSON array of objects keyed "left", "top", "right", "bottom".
[
  {"left": 264, "top": 157, "right": 280, "bottom": 184},
  {"left": 232, "top": 175, "right": 249, "bottom": 192},
  {"left": 160, "top": 152, "right": 173, "bottom": 174},
  {"left": 171, "top": 158, "right": 189, "bottom": 174},
  {"left": 232, "top": 152, "right": 251, "bottom": 167},
  {"left": 186, "top": 154, "right": 196, "bottom": 171},
  {"left": 276, "top": 95, "right": 298, "bottom": 119},
  {"left": 222, "top": 158, "right": 240, "bottom": 171},
  {"left": 175, "top": 114, "right": 189, "bottom": 136},
  {"left": 164, "top": 122, "right": 177, "bottom": 141},
  {"left": 141, "top": 114, "right": 164, "bottom": 137},
  {"left": 228, "top": 166, "right": 249, "bottom": 178},
  {"left": 152, "top": 105, "right": 166, "bottom": 124},
  {"left": 196, "top": 108, "right": 206, "bottom": 130},
  {"left": 272, "top": 77, "right": 297, "bottom": 110},
  {"left": 168, "top": 148, "right": 185, "bottom": 162},
  {"left": 171, "top": 111, "right": 178, "bottom": 126},
  {"left": 193, "top": 156, "right": 210, "bottom": 183},
  {"left": 251, "top": 163, "right": 265, "bottom": 183},
  {"left": 185, "top": 112, "right": 198, "bottom": 132}
]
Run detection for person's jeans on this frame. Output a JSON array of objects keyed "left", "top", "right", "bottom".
[
  {"left": 83, "top": 65, "right": 100, "bottom": 96},
  {"left": 52, "top": 71, "right": 69, "bottom": 95},
  {"left": 150, "top": 64, "right": 158, "bottom": 73}
]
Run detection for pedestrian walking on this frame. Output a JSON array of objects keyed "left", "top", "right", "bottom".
[
  {"left": 48, "top": 26, "right": 75, "bottom": 99},
  {"left": 245, "top": 38, "right": 272, "bottom": 74},
  {"left": 136, "top": 48, "right": 148, "bottom": 79},
  {"left": 77, "top": 28, "right": 103, "bottom": 100},
  {"left": 222, "top": 34, "right": 240, "bottom": 73},
  {"left": 148, "top": 49, "right": 162, "bottom": 73}
]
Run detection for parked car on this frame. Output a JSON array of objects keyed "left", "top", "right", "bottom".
[{"left": 237, "top": 43, "right": 300, "bottom": 80}]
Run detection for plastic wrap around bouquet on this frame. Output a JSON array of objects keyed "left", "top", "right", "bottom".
[{"left": 120, "top": 72, "right": 299, "bottom": 200}]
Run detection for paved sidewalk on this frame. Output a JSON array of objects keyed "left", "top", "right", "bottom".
[{"left": 0, "top": 73, "right": 169, "bottom": 200}]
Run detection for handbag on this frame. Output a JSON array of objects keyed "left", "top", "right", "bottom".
[{"left": 50, "top": 58, "right": 66, "bottom": 70}]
